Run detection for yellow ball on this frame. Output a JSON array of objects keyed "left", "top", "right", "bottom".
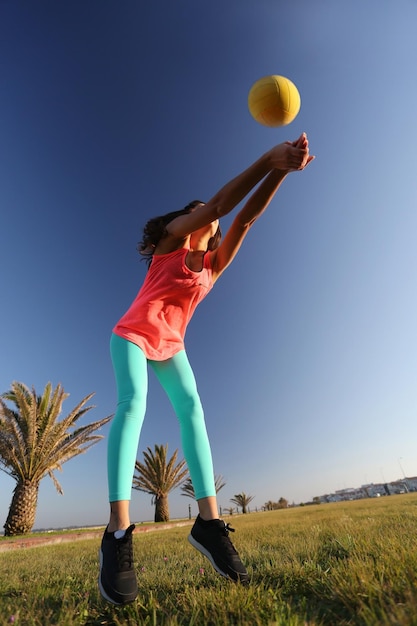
[{"left": 248, "top": 75, "right": 301, "bottom": 127}]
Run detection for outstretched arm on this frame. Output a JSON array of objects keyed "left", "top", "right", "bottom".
[
  {"left": 165, "top": 135, "right": 311, "bottom": 240},
  {"left": 210, "top": 169, "right": 287, "bottom": 280},
  {"left": 210, "top": 133, "right": 314, "bottom": 281}
]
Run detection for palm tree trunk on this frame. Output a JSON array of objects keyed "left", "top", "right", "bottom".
[
  {"left": 154, "top": 495, "right": 169, "bottom": 522},
  {"left": 4, "top": 480, "right": 39, "bottom": 536}
]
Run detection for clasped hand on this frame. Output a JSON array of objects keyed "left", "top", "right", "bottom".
[{"left": 268, "top": 132, "right": 315, "bottom": 172}]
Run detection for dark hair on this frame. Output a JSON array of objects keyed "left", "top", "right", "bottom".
[{"left": 138, "top": 200, "right": 222, "bottom": 266}]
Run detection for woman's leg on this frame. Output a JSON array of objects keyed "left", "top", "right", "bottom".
[
  {"left": 108, "top": 333, "right": 148, "bottom": 530},
  {"left": 151, "top": 351, "right": 248, "bottom": 583},
  {"left": 150, "top": 351, "right": 218, "bottom": 519}
]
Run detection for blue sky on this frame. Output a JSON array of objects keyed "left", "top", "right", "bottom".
[{"left": 1, "top": 1, "right": 417, "bottom": 530}]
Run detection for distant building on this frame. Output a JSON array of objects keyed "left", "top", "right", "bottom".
[
  {"left": 386, "top": 480, "right": 408, "bottom": 495},
  {"left": 362, "top": 483, "right": 389, "bottom": 498},
  {"left": 405, "top": 476, "right": 417, "bottom": 492},
  {"left": 312, "top": 477, "right": 417, "bottom": 504},
  {"left": 322, "top": 487, "right": 367, "bottom": 503}
]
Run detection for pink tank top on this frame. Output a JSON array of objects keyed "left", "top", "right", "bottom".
[{"left": 113, "top": 248, "right": 213, "bottom": 360}]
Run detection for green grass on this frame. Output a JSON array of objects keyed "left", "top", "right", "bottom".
[{"left": 1, "top": 495, "right": 417, "bottom": 625}]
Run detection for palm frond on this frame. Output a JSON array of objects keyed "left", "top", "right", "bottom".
[
  {"left": 0, "top": 381, "right": 111, "bottom": 490},
  {"left": 133, "top": 444, "right": 188, "bottom": 497},
  {"left": 0, "top": 401, "right": 29, "bottom": 479},
  {"left": 180, "top": 473, "right": 226, "bottom": 498},
  {"left": 230, "top": 492, "right": 255, "bottom": 507},
  {"left": 48, "top": 469, "right": 63, "bottom": 495}
]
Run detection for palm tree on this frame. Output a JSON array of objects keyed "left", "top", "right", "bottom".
[
  {"left": 230, "top": 492, "right": 255, "bottom": 514},
  {"left": 133, "top": 444, "right": 188, "bottom": 522},
  {"left": 0, "top": 381, "right": 111, "bottom": 536},
  {"left": 180, "top": 474, "right": 226, "bottom": 499},
  {"left": 223, "top": 507, "right": 235, "bottom": 516}
]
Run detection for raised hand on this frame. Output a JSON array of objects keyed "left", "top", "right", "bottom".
[{"left": 269, "top": 132, "right": 315, "bottom": 172}]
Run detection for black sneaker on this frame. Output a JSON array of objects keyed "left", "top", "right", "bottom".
[
  {"left": 188, "top": 515, "right": 249, "bottom": 584},
  {"left": 99, "top": 524, "right": 138, "bottom": 605}
]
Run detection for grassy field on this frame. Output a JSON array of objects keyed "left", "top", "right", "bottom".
[{"left": 1, "top": 494, "right": 417, "bottom": 625}]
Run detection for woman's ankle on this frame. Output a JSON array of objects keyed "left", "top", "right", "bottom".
[
  {"left": 108, "top": 501, "right": 131, "bottom": 532},
  {"left": 197, "top": 496, "right": 219, "bottom": 521}
]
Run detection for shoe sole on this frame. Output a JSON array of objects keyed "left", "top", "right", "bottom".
[
  {"left": 98, "top": 548, "right": 137, "bottom": 605},
  {"left": 188, "top": 533, "right": 237, "bottom": 581}
]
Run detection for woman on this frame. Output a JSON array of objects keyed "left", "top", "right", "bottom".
[{"left": 99, "top": 133, "right": 314, "bottom": 605}]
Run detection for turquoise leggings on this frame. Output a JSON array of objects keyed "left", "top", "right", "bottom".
[{"left": 108, "top": 333, "right": 216, "bottom": 502}]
